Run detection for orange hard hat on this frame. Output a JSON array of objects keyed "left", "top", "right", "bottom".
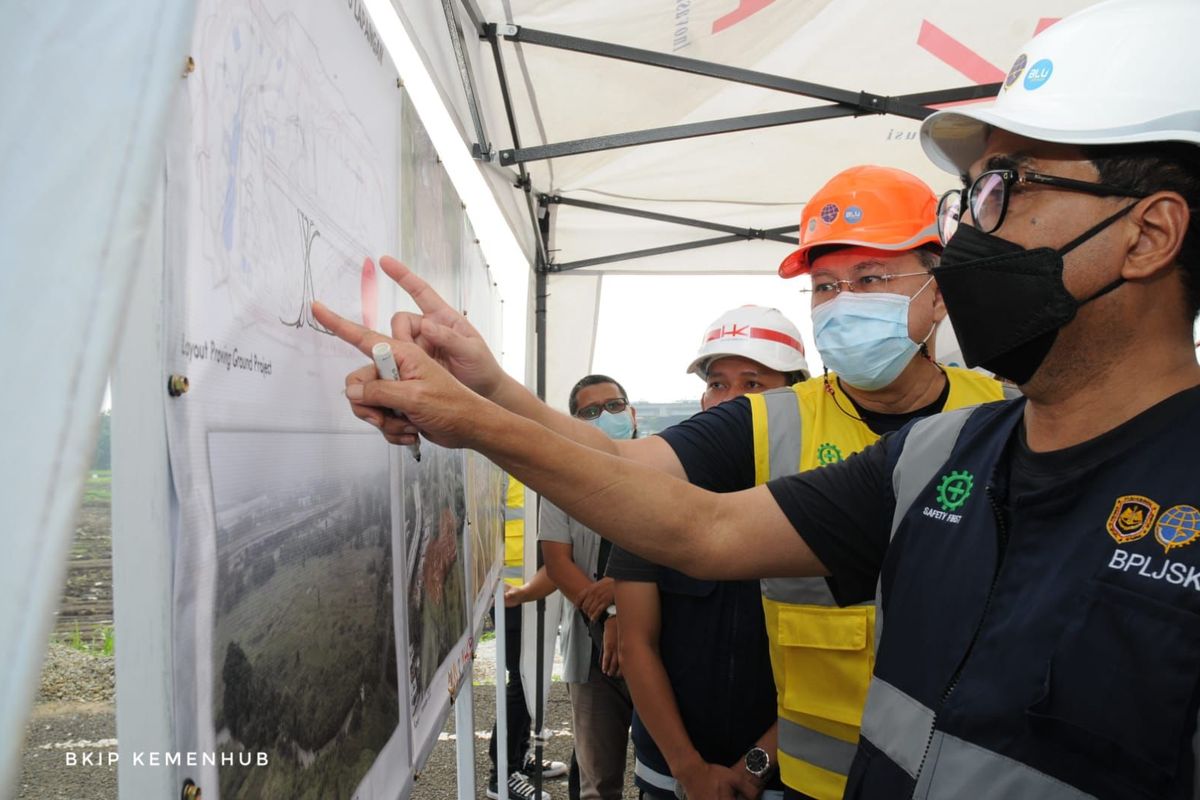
[{"left": 778, "top": 165, "right": 940, "bottom": 278}]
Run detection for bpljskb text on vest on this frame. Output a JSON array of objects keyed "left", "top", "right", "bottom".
[
  {"left": 747, "top": 368, "right": 1001, "bottom": 799},
  {"left": 852, "top": 396, "right": 1200, "bottom": 798}
]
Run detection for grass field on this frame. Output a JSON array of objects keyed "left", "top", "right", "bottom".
[
  {"left": 81, "top": 470, "right": 111, "bottom": 504},
  {"left": 213, "top": 532, "right": 399, "bottom": 799}
]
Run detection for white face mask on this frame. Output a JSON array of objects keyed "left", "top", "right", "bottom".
[
  {"left": 590, "top": 408, "right": 636, "bottom": 439},
  {"left": 811, "top": 278, "right": 935, "bottom": 391}
]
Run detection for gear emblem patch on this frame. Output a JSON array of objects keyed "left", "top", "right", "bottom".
[
  {"left": 816, "top": 442, "right": 843, "bottom": 465},
  {"left": 936, "top": 470, "right": 974, "bottom": 513}
]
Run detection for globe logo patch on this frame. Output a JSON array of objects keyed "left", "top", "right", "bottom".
[
  {"left": 820, "top": 203, "right": 839, "bottom": 224},
  {"left": 1155, "top": 505, "right": 1200, "bottom": 554},
  {"left": 1004, "top": 53, "right": 1027, "bottom": 91}
]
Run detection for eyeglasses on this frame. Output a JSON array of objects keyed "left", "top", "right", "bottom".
[
  {"left": 937, "top": 168, "right": 1148, "bottom": 245},
  {"left": 799, "top": 271, "right": 931, "bottom": 299},
  {"left": 574, "top": 398, "right": 628, "bottom": 420}
]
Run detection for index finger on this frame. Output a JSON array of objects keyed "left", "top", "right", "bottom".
[
  {"left": 312, "top": 300, "right": 392, "bottom": 359},
  {"left": 380, "top": 256, "right": 455, "bottom": 317}
]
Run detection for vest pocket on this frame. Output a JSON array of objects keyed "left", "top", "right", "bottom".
[
  {"left": 1027, "top": 579, "right": 1200, "bottom": 780},
  {"left": 777, "top": 604, "right": 875, "bottom": 727}
]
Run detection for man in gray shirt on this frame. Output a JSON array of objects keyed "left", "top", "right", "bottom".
[{"left": 540, "top": 375, "right": 636, "bottom": 800}]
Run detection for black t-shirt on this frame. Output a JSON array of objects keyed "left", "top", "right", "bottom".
[
  {"left": 767, "top": 385, "right": 1200, "bottom": 606},
  {"left": 655, "top": 375, "right": 951, "bottom": 496},
  {"left": 648, "top": 376, "right": 947, "bottom": 601}
]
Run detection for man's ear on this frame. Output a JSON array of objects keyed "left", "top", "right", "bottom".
[
  {"left": 928, "top": 278, "right": 948, "bottom": 325},
  {"left": 1123, "top": 191, "right": 1191, "bottom": 281}
]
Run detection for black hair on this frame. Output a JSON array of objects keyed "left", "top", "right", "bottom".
[
  {"left": 1083, "top": 141, "right": 1200, "bottom": 320},
  {"left": 914, "top": 242, "right": 942, "bottom": 271},
  {"left": 568, "top": 374, "right": 628, "bottom": 415}
]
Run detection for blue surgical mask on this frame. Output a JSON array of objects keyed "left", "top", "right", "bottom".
[
  {"left": 811, "top": 280, "right": 934, "bottom": 391},
  {"left": 591, "top": 408, "right": 635, "bottom": 440}
]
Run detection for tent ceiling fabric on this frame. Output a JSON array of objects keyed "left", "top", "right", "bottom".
[{"left": 397, "top": 0, "right": 1102, "bottom": 275}]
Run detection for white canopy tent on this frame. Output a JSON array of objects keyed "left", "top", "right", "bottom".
[{"left": 385, "top": 0, "right": 1101, "bottom": 406}]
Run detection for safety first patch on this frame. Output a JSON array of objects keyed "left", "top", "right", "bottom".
[{"left": 920, "top": 469, "right": 975, "bottom": 525}]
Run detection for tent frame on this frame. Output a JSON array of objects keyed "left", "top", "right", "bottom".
[
  {"left": 457, "top": 21, "right": 999, "bottom": 273},
  {"left": 432, "top": 5, "right": 1005, "bottom": 798}
]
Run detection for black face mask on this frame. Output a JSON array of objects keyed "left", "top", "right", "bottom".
[{"left": 933, "top": 204, "right": 1135, "bottom": 385}]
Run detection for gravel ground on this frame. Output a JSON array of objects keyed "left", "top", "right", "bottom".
[{"left": 18, "top": 639, "right": 636, "bottom": 799}]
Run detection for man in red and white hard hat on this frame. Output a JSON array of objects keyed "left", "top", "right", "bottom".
[
  {"left": 608, "top": 306, "right": 803, "bottom": 800},
  {"left": 686, "top": 305, "right": 810, "bottom": 410}
]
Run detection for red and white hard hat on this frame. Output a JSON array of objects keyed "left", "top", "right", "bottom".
[
  {"left": 921, "top": 0, "right": 1200, "bottom": 175},
  {"left": 686, "top": 305, "right": 810, "bottom": 378}
]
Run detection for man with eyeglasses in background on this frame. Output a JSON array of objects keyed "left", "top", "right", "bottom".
[
  {"left": 539, "top": 375, "right": 637, "bottom": 800},
  {"left": 318, "top": 0, "right": 1200, "bottom": 794}
]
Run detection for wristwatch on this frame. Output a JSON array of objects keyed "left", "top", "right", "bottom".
[{"left": 745, "top": 746, "right": 771, "bottom": 780}]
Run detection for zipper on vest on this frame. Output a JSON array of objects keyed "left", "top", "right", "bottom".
[{"left": 910, "top": 485, "right": 1010, "bottom": 796}]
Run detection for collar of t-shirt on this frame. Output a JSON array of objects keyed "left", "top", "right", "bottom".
[
  {"left": 1008, "top": 383, "right": 1200, "bottom": 502},
  {"left": 841, "top": 373, "right": 952, "bottom": 436}
]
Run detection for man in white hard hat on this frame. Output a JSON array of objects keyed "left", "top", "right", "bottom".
[
  {"left": 606, "top": 306, "right": 804, "bottom": 800},
  {"left": 686, "top": 305, "right": 811, "bottom": 408}
]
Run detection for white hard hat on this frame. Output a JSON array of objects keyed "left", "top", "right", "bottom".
[
  {"left": 921, "top": 0, "right": 1200, "bottom": 175},
  {"left": 686, "top": 305, "right": 810, "bottom": 378}
]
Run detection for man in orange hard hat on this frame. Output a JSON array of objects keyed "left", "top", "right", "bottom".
[{"left": 316, "top": 164, "right": 1003, "bottom": 799}]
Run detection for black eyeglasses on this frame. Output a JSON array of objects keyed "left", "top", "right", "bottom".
[
  {"left": 574, "top": 398, "right": 628, "bottom": 420},
  {"left": 936, "top": 169, "right": 1149, "bottom": 244}
]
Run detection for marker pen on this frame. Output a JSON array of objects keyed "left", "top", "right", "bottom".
[{"left": 371, "top": 342, "right": 421, "bottom": 462}]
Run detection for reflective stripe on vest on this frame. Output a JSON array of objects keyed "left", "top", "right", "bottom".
[
  {"left": 751, "top": 371, "right": 1003, "bottom": 798},
  {"left": 913, "top": 732, "right": 1097, "bottom": 800},
  {"left": 778, "top": 716, "right": 858, "bottom": 777},
  {"left": 873, "top": 407, "right": 976, "bottom": 650},
  {"left": 858, "top": 677, "right": 935, "bottom": 779},
  {"left": 634, "top": 757, "right": 677, "bottom": 793}
]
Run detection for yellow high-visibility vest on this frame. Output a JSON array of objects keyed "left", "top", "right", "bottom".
[
  {"left": 503, "top": 476, "right": 525, "bottom": 586},
  {"left": 748, "top": 368, "right": 1002, "bottom": 799}
]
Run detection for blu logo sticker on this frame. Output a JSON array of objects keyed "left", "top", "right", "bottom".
[
  {"left": 843, "top": 206, "right": 863, "bottom": 225},
  {"left": 1023, "top": 59, "right": 1053, "bottom": 90}
]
